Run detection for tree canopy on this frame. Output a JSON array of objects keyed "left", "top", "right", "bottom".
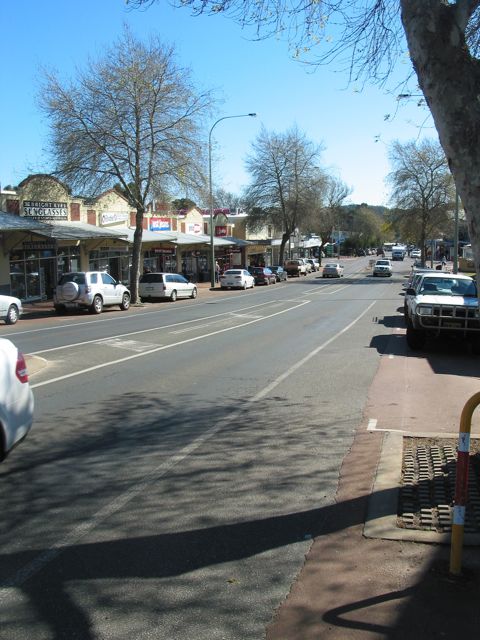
[
  {"left": 40, "top": 27, "right": 214, "bottom": 301},
  {"left": 244, "top": 125, "right": 327, "bottom": 263},
  {"left": 129, "top": 0, "right": 480, "bottom": 284},
  {"left": 388, "top": 138, "right": 455, "bottom": 262}
]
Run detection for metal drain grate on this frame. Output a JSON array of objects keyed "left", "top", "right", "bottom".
[{"left": 398, "top": 437, "right": 480, "bottom": 533}]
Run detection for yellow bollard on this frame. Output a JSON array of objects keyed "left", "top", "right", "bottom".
[{"left": 450, "top": 391, "right": 480, "bottom": 576}]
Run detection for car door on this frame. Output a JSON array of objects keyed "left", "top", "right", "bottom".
[
  {"left": 0, "top": 296, "right": 6, "bottom": 320},
  {"left": 100, "top": 272, "right": 118, "bottom": 305},
  {"left": 175, "top": 274, "right": 190, "bottom": 297}
]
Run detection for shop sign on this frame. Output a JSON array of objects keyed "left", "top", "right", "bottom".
[
  {"left": 23, "top": 240, "right": 57, "bottom": 250},
  {"left": 22, "top": 200, "right": 68, "bottom": 220},
  {"left": 151, "top": 217, "right": 171, "bottom": 231},
  {"left": 187, "top": 222, "right": 202, "bottom": 235},
  {"left": 101, "top": 211, "right": 129, "bottom": 225},
  {"left": 215, "top": 225, "right": 227, "bottom": 237},
  {"left": 154, "top": 247, "right": 175, "bottom": 254}
]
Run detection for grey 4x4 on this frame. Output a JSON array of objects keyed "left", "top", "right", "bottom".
[
  {"left": 405, "top": 272, "right": 479, "bottom": 352},
  {"left": 54, "top": 271, "right": 131, "bottom": 314}
]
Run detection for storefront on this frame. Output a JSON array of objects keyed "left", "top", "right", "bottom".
[{"left": 9, "top": 240, "right": 81, "bottom": 300}]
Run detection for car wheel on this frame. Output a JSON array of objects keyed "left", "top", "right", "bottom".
[
  {"left": 190, "top": 287, "right": 197, "bottom": 299},
  {"left": 170, "top": 290, "right": 177, "bottom": 302},
  {"left": 119, "top": 292, "right": 130, "bottom": 310},
  {"left": 5, "top": 304, "right": 19, "bottom": 324},
  {"left": 90, "top": 295, "right": 103, "bottom": 314},
  {"left": 406, "top": 322, "right": 426, "bottom": 350}
]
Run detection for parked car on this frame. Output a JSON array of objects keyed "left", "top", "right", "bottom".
[
  {"left": 0, "top": 294, "right": 23, "bottom": 325},
  {"left": 284, "top": 259, "right": 307, "bottom": 277},
  {"left": 220, "top": 269, "right": 255, "bottom": 290},
  {"left": 305, "top": 258, "right": 321, "bottom": 272},
  {"left": 54, "top": 271, "right": 131, "bottom": 314},
  {"left": 139, "top": 272, "right": 197, "bottom": 302},
  {"left": 0, "top": 338, "right": 34, "bottom": 461},
  {"left": 322, "top": 262, "right": 344, "bottom": 278},
  {"left": 250, "top": 266, "right": 277, "bottom": 285},
  {"left": 410, "top": 249, "right": 421, "bottom": 259},
  {"left": 269, "top": 266, "right": 288, "bottom": 282},
  {"left": 403, "top": 267, "right": 435, "bottom": 316},
  {"left": 373, "top": 259, "right": 393, "bottom": 277},
  {"left": 404, "top": 272, "right": 479, "bottom": 351}
]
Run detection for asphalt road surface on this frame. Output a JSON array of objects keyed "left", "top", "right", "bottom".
[{"left": 0, "top": 258, "right": 409, "bottom": 640}]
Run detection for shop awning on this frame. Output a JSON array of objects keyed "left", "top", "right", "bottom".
[{"left": 122, "top": 228, "right": 235, "bottom": 247}]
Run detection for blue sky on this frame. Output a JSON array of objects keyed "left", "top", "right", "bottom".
[{"left": 1, "top": 0, "right": 435, "bottom": 206}]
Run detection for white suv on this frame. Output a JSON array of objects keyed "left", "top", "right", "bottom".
[{"left": 53, "top": 271, "right": 131, "bottom": 314}]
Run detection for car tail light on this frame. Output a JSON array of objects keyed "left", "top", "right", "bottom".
[
  {"left": 16, "top": 351, "right": 29, "bottom": 384},
  {"left": 85, "top": 285, "right": 91, "bottom": 293}
]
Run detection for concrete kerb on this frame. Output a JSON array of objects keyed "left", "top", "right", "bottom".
[{"left": 365, "top": 429, "right": 480, "bottom": 545}]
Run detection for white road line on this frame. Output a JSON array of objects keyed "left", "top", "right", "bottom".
[
  {"left": 27, "top": 299, "right": 288, "bottom": 356},
  {"left": 0, "top": 298, "right": 376, "bottom": 593},
  {"left": 30, "top": 299, "right": 311, "bottom": 389}
]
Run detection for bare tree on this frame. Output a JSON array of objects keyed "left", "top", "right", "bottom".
[
  {"left": 388, "top": 139, "right": 455, "bottom": 264},
  {"left": 244, "top": 126, "right": 325, "bottom": 264},
  {"left": 40, "top": 27, "right": 214, "bottom": 302},
  {"left": 128, "top": 0, "right": 480, "bottom": 286}
]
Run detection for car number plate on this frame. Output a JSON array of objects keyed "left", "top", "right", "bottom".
[{"left": 443, "top": 320, "right": 462, "bottom": 328}]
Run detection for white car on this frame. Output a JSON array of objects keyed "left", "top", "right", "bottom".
[
  {"left": 322, "top": 262, "right": 344, "bottom": 278},
  {"left": 139, "top": 272, "right": 197, "bottom": 302},
  {"left": 373, "top": 259, "right": 393, "bottom": 277},
  {"left": 0, "top": 294, "right": 23, "bottom": 324},
  {"left": 0, "top": 338, "right": 34, "bottom": 461},
  {"left": 220, "top": 269, "right": 255, "bottom": 290},
  {"left": 410, "top": 249, "right": 421, "bottom": 259},
  {"left": 54, "top": 271, "right": 131, "bottom": 314}
]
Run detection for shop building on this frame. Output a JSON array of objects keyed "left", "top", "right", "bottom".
[{"left": 0, "top": 174, "right": 246, "bottom": 299}]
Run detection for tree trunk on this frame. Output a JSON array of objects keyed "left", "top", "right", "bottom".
[
  {"left": 279, "top": 231, "right": 290, "bottom": 265},
  {"left": 130, "top": 207, "right": 144, "bottom": 303},
  {"left": 401, "top": 0, "right": 480, "bottom": 285}
]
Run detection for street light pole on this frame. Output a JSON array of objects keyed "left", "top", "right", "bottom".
[{"left": 209, "top": 113, "right": 256, "bottom": 289}]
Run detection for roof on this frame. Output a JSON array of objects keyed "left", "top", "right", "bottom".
[
  {"left": 0, "top": 211, "right": 129, "bottom": 241},
  {"left": 45, "top": 221, "right": 128, "bottom": 241},
  {"left": 123, "top": 228, "right": 235, "bottom": 247},
  {"left": 0, "top": 210, "right": 52, "bottom": 232}
]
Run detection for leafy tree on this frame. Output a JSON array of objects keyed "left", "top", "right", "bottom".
[
  {"left": 387, "top": 139, "right": 455, "bottom": 264},
  {"left": 39, "top": 27, "right": 214, "bottom": 302},
  {"left": 171, "top": 198, "right": 197, "bottom": 211},
  {"left": 128, "top": 0, "right": 480, "bottom": 285},
  {"left": 244, "top": 125, "right": 326, "bottom": 264}
]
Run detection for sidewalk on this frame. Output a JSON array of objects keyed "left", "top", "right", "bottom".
[{"left": 266, "top": 329, "right": 480, "bottom": 639}]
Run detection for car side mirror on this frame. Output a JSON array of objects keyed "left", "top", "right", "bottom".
[{"left": 406, "top": 288, "right": 416, "bottom": 295}]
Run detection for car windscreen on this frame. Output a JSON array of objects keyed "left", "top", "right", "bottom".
[
  {"left": 59, "top": 273, "right": 86, "bottom": 285},
  {"left": 139, "top": 273, "right": 164, "bottom": 283}
]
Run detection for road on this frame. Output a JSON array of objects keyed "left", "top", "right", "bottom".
[{"left": 0, "top": 258, "right": 407, "bottom": 640}]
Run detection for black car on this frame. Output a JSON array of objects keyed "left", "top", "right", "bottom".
[
  {"left": 269, "top": 266, "right": 288, "bottom": 282},
  {"left": 250, "top": 267, "right": 277, "bottom": 285}
]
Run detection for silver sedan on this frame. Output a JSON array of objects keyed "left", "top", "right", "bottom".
[{"left": 322, "top": 262, "right": 344, "bottom": 278}]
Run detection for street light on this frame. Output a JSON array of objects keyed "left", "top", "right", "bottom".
[{"left": 209, "top": 113, "right": 256, "bottom": 289}]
